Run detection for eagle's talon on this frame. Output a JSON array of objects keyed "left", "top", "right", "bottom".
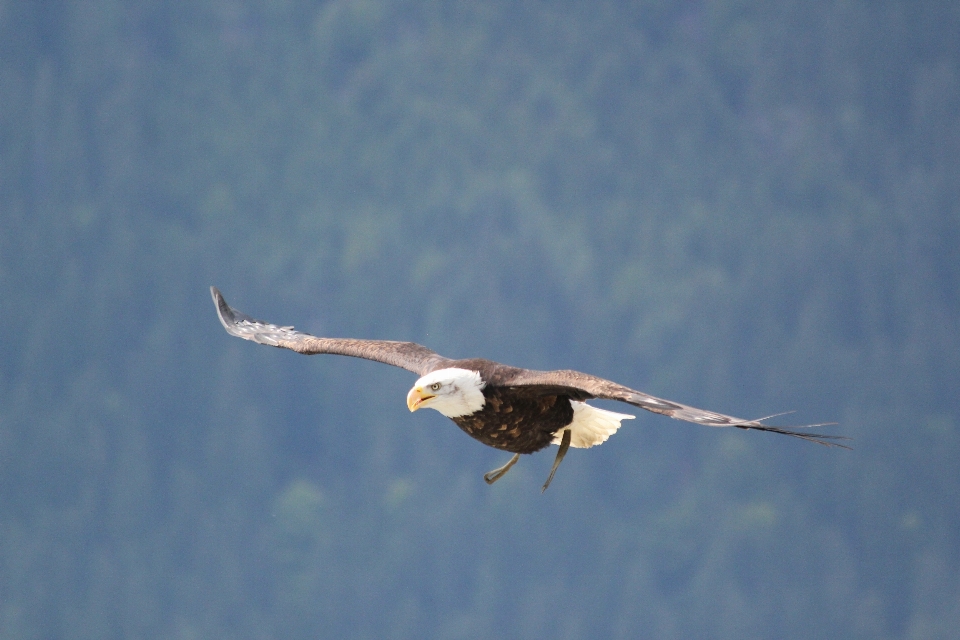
[
  {"left": 484, "top": 453, "right": 520, "bottom": 484},
  {"left": 541, "top": 429, "right": 571, "bottom": 493}
]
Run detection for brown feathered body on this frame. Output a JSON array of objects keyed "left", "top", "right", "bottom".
[
  {"left": 430, "top": 358, "right": 574, "bottom": 453},
  {"left": 451, "top": 388, "right": 574, "bottom": 453}
]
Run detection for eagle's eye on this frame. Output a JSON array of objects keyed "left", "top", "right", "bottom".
[{"left": 430, "top": 383, "right": 442, "bottom": 391}]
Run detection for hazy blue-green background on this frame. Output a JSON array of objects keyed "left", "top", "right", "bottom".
[{"left": 3, "top": 1, "right": 959, "bottom": 637}]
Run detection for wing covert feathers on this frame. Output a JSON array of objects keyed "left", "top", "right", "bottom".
[
  {"left": 504, "top": 369, "right": 849, "bottom": 448},
  {"left": 210, "top": 287, "right": 451, "bottom": 375}
]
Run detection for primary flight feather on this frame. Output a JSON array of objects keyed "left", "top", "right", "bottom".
[{"left": 211, "top": 287, "right": 847, "bottom": 491}]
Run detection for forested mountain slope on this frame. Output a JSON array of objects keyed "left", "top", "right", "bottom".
[{"left": 1, "top": 1, "right": 958, "bottom": 637}]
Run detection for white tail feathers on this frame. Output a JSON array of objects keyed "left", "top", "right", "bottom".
[{"left": 552, "top": 401, "right": 635, "bottom": 449}]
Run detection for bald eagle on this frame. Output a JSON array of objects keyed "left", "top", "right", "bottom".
[{"left": 211, "top": 287, "right": 847, "bottom": 491}]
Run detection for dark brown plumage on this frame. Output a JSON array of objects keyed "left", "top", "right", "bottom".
[
  {"left": 450, "top": 386, "right": 573, "bottom": 454},
  {"left": 211, "top": 287, "right": 848, "bottom": 490}
]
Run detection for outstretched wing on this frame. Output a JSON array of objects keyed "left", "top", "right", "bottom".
[
  {"left": 211, "top": 287, "right": 452, "bottom": 376},
  {"left": 503, "top": 368, "right": 849, "bottom": 448}
]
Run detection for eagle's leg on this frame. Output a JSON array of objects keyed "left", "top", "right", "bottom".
[
  {"left": 541, "top": 429, "right": 572, "bottom": 493},
  {"left": 484, "top": 453, "right": 520, "bottom": 485}
]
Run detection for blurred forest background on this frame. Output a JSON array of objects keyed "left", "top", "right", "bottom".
[{"left": 2, "top": 0, "right": 959, "bottom": 638}]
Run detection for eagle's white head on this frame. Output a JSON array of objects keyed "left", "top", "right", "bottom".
[{"left": 406, "top": 367, "right": 486, "bottom": 418}]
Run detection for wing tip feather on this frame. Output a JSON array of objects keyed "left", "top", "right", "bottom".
[
  {"left": 210, "top": 286, "right": 236, "bottom": 331},
  {"left": 738, "top": 416, "right": 852, "bottom": 449},
  {"left": 210, "top": 286, "right": 272, "bottom": 341}
]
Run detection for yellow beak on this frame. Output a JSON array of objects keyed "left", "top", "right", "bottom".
[{"left": 406, "top": 386, "right": 435, "bottom": 412}]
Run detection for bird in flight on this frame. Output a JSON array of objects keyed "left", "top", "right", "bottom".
[{"left": 211, "top": 287, "right": 847, "bottom": 491}]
